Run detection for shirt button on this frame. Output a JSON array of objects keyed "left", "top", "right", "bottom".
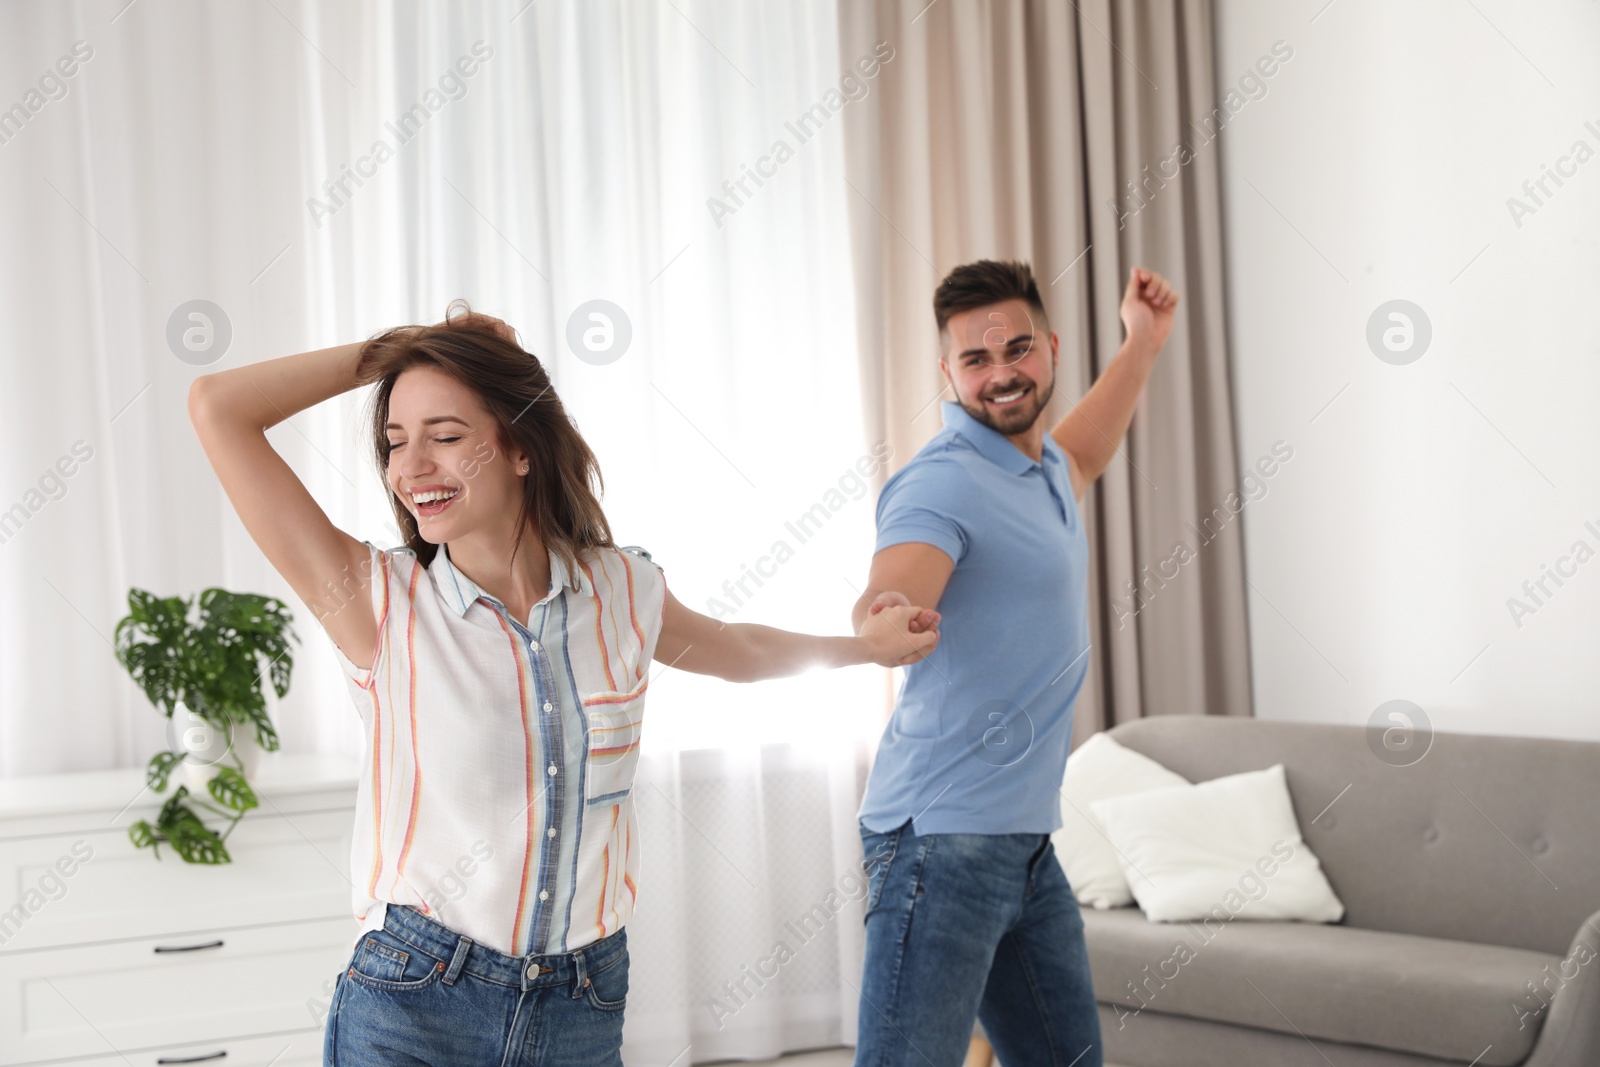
[
  {"left": 547, "top": 764, "right": 558, "bottom": 776},
  {"left": 547, "top": 827, "right": 557, "bottom": 838},
  {"left": 543, "top": 701, "right": 553, "bottom": 712},
  {"left": 539, "top": 890, "right": 549, "bottom": 901},
  {"left": 530, "top": 640, "right": 541, "bottom": 652}
]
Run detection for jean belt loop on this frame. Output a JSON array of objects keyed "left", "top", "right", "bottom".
[
  {"left": 441, "top": 934, "right": 473, "bottom": 985},
  {"left": 571, "top": 944, "right": 590, "bottom": 998}
]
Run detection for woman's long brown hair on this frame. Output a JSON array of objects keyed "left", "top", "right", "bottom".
[{"left": 354, "top": 299, "right": 613, "bottom": 579}]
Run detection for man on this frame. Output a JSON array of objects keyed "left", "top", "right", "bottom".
[{"left": 849, "top": 259, "right": 1177, "bottom": 1066}]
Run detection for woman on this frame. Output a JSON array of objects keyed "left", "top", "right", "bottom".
[{"left": 187, "top": 301, "right": 940, "bottom": 1066}]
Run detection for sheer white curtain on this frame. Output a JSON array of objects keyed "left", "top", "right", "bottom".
[{"left": 0, "top": 0, "right": 882, "bottom": 1058}]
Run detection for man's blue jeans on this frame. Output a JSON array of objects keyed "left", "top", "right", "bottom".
[{"left": 854, "top": 819, "right": 1103, "bottom": 1067}]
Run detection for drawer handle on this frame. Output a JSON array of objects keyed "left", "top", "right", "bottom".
[
  {"left": 156, "top": 1053, "right": 226, "bottom": 1064},
  {"left": 152, "top": 939, "right": 225, "bottom": 954}
]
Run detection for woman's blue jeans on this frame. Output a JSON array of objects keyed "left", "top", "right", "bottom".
[
  {"left": 854, "top": 819, "right": 1103, "bottom": 1067},
  {"left": 323, "top": 903, "right": 628, "bottom": 1066}
]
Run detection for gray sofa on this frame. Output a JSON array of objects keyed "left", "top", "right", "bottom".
[{"left": 1083, "top": 717, "right": 1600, "bottom": 1067}]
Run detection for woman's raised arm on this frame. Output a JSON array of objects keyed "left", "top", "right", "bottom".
[{"left": 187, "top": 341, "right": 378, "bottom": 669}]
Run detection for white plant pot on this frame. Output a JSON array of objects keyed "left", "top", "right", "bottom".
[{"left": 167, "top": 702, "right": 264, "bottom": 793}]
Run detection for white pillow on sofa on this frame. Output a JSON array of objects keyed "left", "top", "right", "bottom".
[
  {"left": 1052, "top": 732, "right": 1192, "bottom": 910},
  {"left": 1089, "top": 763, "right": 1345, "bottom": 924}
]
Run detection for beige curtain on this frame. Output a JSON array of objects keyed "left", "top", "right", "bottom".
[{"left": 839, "top": 0, "right": 1252, "bottom": 738}]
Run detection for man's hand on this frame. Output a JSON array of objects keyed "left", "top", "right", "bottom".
[
  {"left": 858, "top": 601, "right": 941, "bottom": 667},
  {"left": 1119, "top": 267, "right": 1178, "bottom": 354},
  {"left": 865, "top": 590, "right": 940, "bottom": 634}
]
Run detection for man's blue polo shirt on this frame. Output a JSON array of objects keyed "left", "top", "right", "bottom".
[{"left": 859, "top": 400, "right": 1091, "bottom": 835}]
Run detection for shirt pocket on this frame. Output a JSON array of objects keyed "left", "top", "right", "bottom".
[{"left": 579, "top": 677, "right": 647, "bottom": 805}]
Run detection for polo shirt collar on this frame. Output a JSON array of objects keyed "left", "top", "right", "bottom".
[
  {"left": 941, "top": 400, "right": 1061, "bottom": 476},
  {"left": 432, "top": 540, "right": 591, "bottom": 618}
]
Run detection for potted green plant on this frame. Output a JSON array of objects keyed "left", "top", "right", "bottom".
[{"left": 112, "top": 587, "right": 298, "bottom": 864}]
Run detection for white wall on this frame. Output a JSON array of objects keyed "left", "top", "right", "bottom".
[{"left": 1214, "top": 0, "right": 1600, "bottom": 742}]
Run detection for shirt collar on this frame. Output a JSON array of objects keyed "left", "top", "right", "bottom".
[
  {"left": 431, "top": 541, "right": 591, "bottom": 618},
  {"left": 940, "top": 400, "right": 1063, "bottom": 476}
]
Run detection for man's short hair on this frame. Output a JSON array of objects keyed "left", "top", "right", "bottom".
[{"left": 933, "top": 259, "right": 1049, "bottom": 337}]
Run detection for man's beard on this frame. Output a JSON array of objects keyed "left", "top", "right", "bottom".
[{"left": 959, "top": 373, "right": 1055, "bottom": 436}]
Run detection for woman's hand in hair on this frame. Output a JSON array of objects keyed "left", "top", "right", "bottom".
[
  {"left": 440, "top": 306, "right": 519, "bottom": 346},
  {"left": 477, "top": 315, "right": 519, "bottom": 345}
]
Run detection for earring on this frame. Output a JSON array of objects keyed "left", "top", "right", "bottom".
[{"left": 519, "top": 465, "right": 529, "bottom": 475}]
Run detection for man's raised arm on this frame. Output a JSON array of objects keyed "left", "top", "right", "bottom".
[{"left": 1050, "top": 266, "right": 1178, "bottom": 500}]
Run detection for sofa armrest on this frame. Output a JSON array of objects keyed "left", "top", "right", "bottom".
[{"left": 1521, "top": 908, "right": 1600, "bottom": 1067}]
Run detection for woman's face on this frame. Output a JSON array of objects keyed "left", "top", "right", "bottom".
[{"left": 385, "top": 365, "right": 523, "bottom": 542}]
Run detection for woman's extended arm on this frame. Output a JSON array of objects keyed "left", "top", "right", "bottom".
[
  {"left": 654, "top": 587, "right": 940, "bottom": 683},
  {"left": 187, "top": 341, "right": 378, "bottom": 667}
]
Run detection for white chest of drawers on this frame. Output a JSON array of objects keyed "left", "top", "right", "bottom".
[{"left": 0, "top": 754, "right": 362, "bottom": 1066}]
